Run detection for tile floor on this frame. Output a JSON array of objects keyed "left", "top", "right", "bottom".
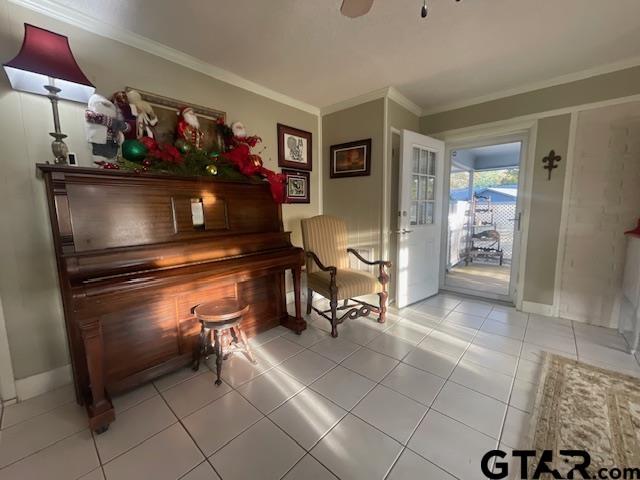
[{"left": 1, "top": 294, "right": 639, "bottom": 480}]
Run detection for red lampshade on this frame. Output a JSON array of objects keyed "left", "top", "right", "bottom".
[{"left": 3, "top": 23, "right": 95, "bottom": 103}]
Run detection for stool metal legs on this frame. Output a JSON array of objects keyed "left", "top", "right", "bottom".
[
  {"left": 236, "top": 325, "right": 257, "bottom": 364},
  {"left": 213, "top": 330, "right": 222, "bottom": 386},
  {"left": 193, "top": 322, "right": 257, "bottom": 386},
  {"left": 192, "top": 323, "right": 207, "bottom": 372}
]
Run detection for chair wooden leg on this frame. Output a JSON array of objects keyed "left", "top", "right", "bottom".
[
  {"left": 343, "top": 299, "right": 349, "bottom": 307},
  {"left": 330, "top": 295, "right": 338, "bottom": 337},
  {"left": 378, "top": 291, "right": 388, "bottom": 323},
  {"left": 213, "top": 329, "right": 222, "bottom": 386},
  {"left": 236, "top": 325, "right": 257, "bottom": 364},
  {"left": 377, "top": 263, "right": 390, "bottom": 324},
  {"left": 306, "top": 288, "right": 313, "bottom": 314}
]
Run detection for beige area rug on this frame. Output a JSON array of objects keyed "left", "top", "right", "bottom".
[{"left": 528, "top": 354, "right": 640, "bottom": 478}]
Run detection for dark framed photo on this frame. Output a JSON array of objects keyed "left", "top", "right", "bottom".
[
  {"left": 277, "top": 124, "right": 312, "bottom": 171},
  {"left": 282, "top": 169, "right": 310, "bottom": 204},
  {"left": 330, "top": 139, "right": 372, "bottom": 178}
]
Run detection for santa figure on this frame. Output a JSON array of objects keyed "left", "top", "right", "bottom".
[
  {"left": 126, "top": 89, "right": 158, "bottom": 139},
  {"left": 177, "top": 106, "right": 205, "bottom": 150},
  {"left": 85, "top": 93, "right": 130, "bottom": 160},
  {"left": 111, "top": 90, "right": 136, "bottom": 140}
]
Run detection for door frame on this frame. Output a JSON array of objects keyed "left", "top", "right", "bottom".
[
  {"left": 438, "top": 120, "right": 537, "bottom": 308},
  {"left": 385, "top": 126, "right": 402, "bottom": 305}
]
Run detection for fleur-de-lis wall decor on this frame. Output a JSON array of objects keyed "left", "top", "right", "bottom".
[{"left": 542, "top": 150, "right": 562, "bottom": 180}]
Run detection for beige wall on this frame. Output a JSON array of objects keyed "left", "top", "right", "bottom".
[
  {"left": 420, "top": 67, "right": 640, "bottom": 308},
  {"left": 0, "top": 2, "right": 320, "bottom": 380},
  {"left": 322, "top": 99, "right": 385, "bottom": 256},
  {"left": 523, "top": 115, "right": 571, "bottom": 304},
  {"left": 420, "top": 65, "right": 640, "bottom": 133}
]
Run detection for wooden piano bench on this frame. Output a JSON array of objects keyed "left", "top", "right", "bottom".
[{"left": 192, "top": 299, "right": 257, "bottom": 385}]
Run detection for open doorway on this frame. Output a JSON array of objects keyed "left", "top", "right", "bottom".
[{"left": 444, "top": 142, "right": 523, "bottom": 299}]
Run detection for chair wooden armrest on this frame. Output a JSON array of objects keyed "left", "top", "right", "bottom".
[
  {"left": 347, "top": 248, "right": 391, "bottom": 289},
  {"left": 347, "top": 248, "right": 392, "bottom": 268},
  {"left": 306, "top": 251, "right": 337, "bottom": 275}
]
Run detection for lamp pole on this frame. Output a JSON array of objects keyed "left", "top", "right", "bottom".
[{"left": 44, "top": 82, "right": 68, "bottom": 165}]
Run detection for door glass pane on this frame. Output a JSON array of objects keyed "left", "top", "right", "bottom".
[
  {"left": 426, "top": 202, "right": 434, "bottom": 224},
  {"left": 427, "top": 177, "right": 435, "bottom": 200},
  {"left": 418, "top": 176, "right": 427, "bottom": 201},
  {"left": 428, "top": 151, "right": 436, "bottom": 175},
  {"left": 408, "top": 146, "right": 437, "bottom": 226},
  {"left": 419, "top": 149, "right": 428, "bottom": 174},
  {"left": 418, "top": 202, "right": 427, "bottom": 225}
]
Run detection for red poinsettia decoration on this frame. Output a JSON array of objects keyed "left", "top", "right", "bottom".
[
  {"left": 142, "top": 137, "right": 183, "bottom": 165},
  {"left": 221, "top": 129, "right": 285, "bottom": 203}
]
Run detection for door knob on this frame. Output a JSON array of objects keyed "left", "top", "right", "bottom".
[{"left": 396, "top": 228, "right": 413, "bottom": 235}]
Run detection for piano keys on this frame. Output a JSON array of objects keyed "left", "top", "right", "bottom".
[{"left": 38, "top": 164, "right": 306, "bottom": 433}]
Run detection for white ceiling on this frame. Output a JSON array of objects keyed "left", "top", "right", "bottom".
[{"left": 52, "top": 0, "right": 640, "bottom": 112}]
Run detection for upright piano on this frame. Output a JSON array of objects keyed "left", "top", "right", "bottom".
[{"left": 38, "top": 164, "right": 306, "bottom": 432}]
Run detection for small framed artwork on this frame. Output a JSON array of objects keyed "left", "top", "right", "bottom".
[
  {"left": 282, "top": 169, "right": 310, "bottom": 204},
  {"left": 330, "top": 139, "right": 372, "bottom": 178},
  {"left": 278, "top": 124, "right": 312, "bottom": 171}
]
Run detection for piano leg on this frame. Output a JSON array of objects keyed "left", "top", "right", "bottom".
[
  {"left": 79, "top": 318, "right": 115, "bottom": 434},
  {"left": 282, "top": 265, "right": 307, "bottom": 334}
]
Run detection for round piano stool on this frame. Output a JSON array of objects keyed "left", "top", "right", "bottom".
[{"left": 192, "top": 299, "right": 255, "bottom": 386}]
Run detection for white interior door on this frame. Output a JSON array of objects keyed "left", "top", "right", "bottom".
[{"left": 396, "top": 130, "right": 445, "bottom": 308}]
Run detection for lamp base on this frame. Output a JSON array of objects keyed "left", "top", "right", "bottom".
[
  {"left": 50, "top": 132, "right": 69, "bottom": 165},
  {"left": 44, "top": 85, "right": 68, "bottom": 165}
]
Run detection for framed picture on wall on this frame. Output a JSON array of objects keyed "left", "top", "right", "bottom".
[
  {"left": 330, "top": 139, "right": 372, "bottom": 178},
  {"left": 277, "top": 124, "right": 312, "bottom": 171},
  {"left": 129, "top": 88, "right": 226, "bottom": 152},
  {"left": 282, "top": 169, "right": 310, "bottom": 204}
]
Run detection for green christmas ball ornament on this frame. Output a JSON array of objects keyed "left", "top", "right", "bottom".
[
  {"left": 121, "top": 139, "right": 147, "bottom": 162},
  {"left": 175, "top": 138, "right": 192, "bottom": 154},
  {"left": 205, "top": 164, "right": 218, "bottom": 175},
  {"left": 209, "top": 150, "right": 220, "bottom": 159}
]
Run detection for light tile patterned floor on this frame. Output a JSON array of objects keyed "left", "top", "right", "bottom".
[{"left": 1, "top": 294, "right": 639, "bottom": 480}]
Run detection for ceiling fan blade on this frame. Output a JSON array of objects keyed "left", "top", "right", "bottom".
[{"left": 340, "top": 0, "right": 374, "bottom": 18}]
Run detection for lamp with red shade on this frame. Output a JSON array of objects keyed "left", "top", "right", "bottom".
[{"left": 3, "top": 23, "right": 95, "bottom": 164}]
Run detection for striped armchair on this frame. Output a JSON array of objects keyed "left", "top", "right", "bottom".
[{"left": 301, "top": 215, "right": 391, "bottom": 337}]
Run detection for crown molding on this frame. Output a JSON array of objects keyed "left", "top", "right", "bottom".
[
  {"left": 320, "top": 86, "right": 423, "bottom": 117},
  {"left": 320, "top": 87, "right": 390, "bottom": 116},
  {"left": 421, "top": 55, "right": 640, "bottom": 117},
  {"left": 387, "top": 87, "right": 422, "bottom": 117},
  {"left": 8, "top": 0, "right": 321, "bottom": 116}
]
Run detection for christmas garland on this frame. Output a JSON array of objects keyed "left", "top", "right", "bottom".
[{"left": 95, "top": 118, "right": 286, "bottom": 203}]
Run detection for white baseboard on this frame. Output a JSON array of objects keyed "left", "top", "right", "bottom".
[
  {"left": 521, "top": 301, "right": 555, "bottom": 317},
  {"left": 14, "top": 364, "right": 72, "bottom": 402}
]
